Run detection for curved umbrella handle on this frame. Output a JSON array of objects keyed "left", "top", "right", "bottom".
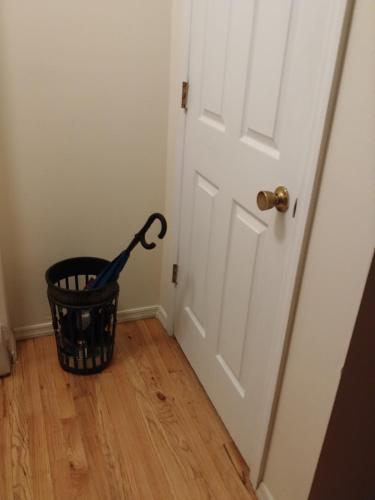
[{"left": 133, "top": 213, "right": 167, "bottom": 251}]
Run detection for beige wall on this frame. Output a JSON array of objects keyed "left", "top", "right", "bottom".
[
  {"left": 260, "top": 1, "right": 375, "bottom": 498},
  {"left": 0, "top": 1, "right": 171, "bottom": 330}
]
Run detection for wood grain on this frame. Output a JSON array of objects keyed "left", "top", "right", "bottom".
[{"left": 1, "top": 320, "right": 256, "bottom": 499}]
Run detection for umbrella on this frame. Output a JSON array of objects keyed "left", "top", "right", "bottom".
[{"left": 88, "top": 213, "right": 167, "bottom": 289}]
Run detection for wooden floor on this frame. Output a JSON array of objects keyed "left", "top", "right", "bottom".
[{"left": 0, "top": 319, "right": 256, "bottom": 500}]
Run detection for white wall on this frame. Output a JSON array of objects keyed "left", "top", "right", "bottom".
[
  {"left": 0, "top": 1, "right": 171, "bottom": 330},
  {"left": 259, "top": 1, "right": 375, "bottom": 498}
]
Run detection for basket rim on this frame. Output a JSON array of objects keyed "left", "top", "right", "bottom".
[{"left": 45, "top": 256, "right": 113, "bottom": 294}]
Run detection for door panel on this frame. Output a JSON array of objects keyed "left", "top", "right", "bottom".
[
  {"left": 243, "top": 0, "right": 292, "bottom": 142},
  {"left": 187, "top": 173, "right": 218, "bottom": 334},
  {"left": 217, "top": 204, "right": 266, "bottom": 384},
  {"left": 200, "top": 0, "right": 232, "bottom": 129},
  {"left": 175, "top": 0, "right": 348, "bottom": 485}
]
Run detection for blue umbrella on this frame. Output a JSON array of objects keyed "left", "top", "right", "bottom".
[{"left": 88, "top": 213, "right": 167, "bottom": 289}]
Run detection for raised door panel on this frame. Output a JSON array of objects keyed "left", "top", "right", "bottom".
[
  {"left": 242, "top": 0, "right": 293, "bottom": 145},
  {"left": 185, "top": 173, "right": 218, "bottom": 338},
  {"left": 216, "top": 203, "right": 266, "bottom": 396},
  {"left": 199, "top": 0, "right": 232, "bottom": 132}
]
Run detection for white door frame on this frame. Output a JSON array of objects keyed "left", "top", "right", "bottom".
[
  {"left": 163, "top": 0, "right": 193, "bottom": 335},
  {"left": 165, "top": 0, "right": 353, "bottom": 485}
]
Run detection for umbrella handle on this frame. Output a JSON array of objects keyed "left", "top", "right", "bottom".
[{"left": 130, "top": 213, "right": 167, "bottom": 252}]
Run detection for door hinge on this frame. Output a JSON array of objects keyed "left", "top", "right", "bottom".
[
  {"left": 172, "top": 264, "right": 179, "bottom": 285},
  {"left": 181, "top": 81, "right": 189, "bottom": 110}
]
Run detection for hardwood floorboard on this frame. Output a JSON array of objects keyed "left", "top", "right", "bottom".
[
  {"left": 118, "top": 328, "right": 222, "bottom": 499},
  {"left": 22, "top": 340, "right": 54, "bottom": 500},
  {"left": 9, "top": 344, "right": 33, "bottom": 500},
  {"left": 1, "top": 319, "right": 256, "bottom": 499},
  {"left": 145, "top": 319, "right": 255, "bottom": 499},
  {"left": 34, "top": 336, "right": 94, "bottom": 500},
  {"left": 0, "top": 378, "right": 13, "bottom": 500},
  {"left": 98, "top": 369, "right": 161, "bottom": 499},
  {"left": 127, "top": 322, "right": 240, "bottom": 500}
]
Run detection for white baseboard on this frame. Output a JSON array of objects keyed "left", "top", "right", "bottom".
[
  {"left": 14, "top": 322, "right": 54, "bottom": 340},
  {"left": 155, "top": 305, "right": 168, "bottom": 331},
  {"left": 257, "top": 482, "right": 275, "bottom": 500},
  {"left": 14, "top": 305, "right": 165, "bottom": 341},
  {"left": 116, "top": 305, "right": 160, "bottom": 323}
]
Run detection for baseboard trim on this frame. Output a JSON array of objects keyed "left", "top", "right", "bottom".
[
  {"left": 14, "top": 305, "right": 165, "bottom": 341},
  {"left": 116, "top": 305, "right": 160, "bottom": 323},
  {"left": 257, "top": 482, "right": 275, "bottom": 500},
  {"left": 155, "top": 305, "right": 168, "bottom": 331},
  {"left": 14, "top": 322, "right": 54, "bottom": 341}
]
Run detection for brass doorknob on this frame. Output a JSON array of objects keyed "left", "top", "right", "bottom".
[{"left": 257, "top": 186, "right": 289, "bottom": 212}]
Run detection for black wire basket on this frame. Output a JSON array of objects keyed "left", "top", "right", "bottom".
[{"left": 46, "top": 257, "right": 119, "bottom": 374}]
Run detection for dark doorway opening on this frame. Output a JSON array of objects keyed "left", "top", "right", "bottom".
[{"left": 309, "top": 252, "right": 375, "bottom": 500}]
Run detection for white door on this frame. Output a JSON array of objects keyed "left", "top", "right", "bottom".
[{"left": 175, "top": 0, "right": 348, "bottom": 484}]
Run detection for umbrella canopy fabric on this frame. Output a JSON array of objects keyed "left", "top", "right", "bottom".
[
  {"left": 87, "top": 213, "right": 167, "bottom": 289},
  {"left": 88, "top": 249, "right": 130, "bottom": 289}
]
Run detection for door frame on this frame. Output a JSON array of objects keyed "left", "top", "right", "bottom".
[
  {"left": 164, "top": 0, "right": 353, "bottom": 486},
  {"left": 162, "top": 0, "right": 192, "bottom": 335}
]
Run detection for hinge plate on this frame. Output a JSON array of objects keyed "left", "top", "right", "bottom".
[
  {"left": 172, "top": 264, "right": 178, "bottom": 285},
  {"left": 181, "top": 81, "right": 189, "bottom": 110}
]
